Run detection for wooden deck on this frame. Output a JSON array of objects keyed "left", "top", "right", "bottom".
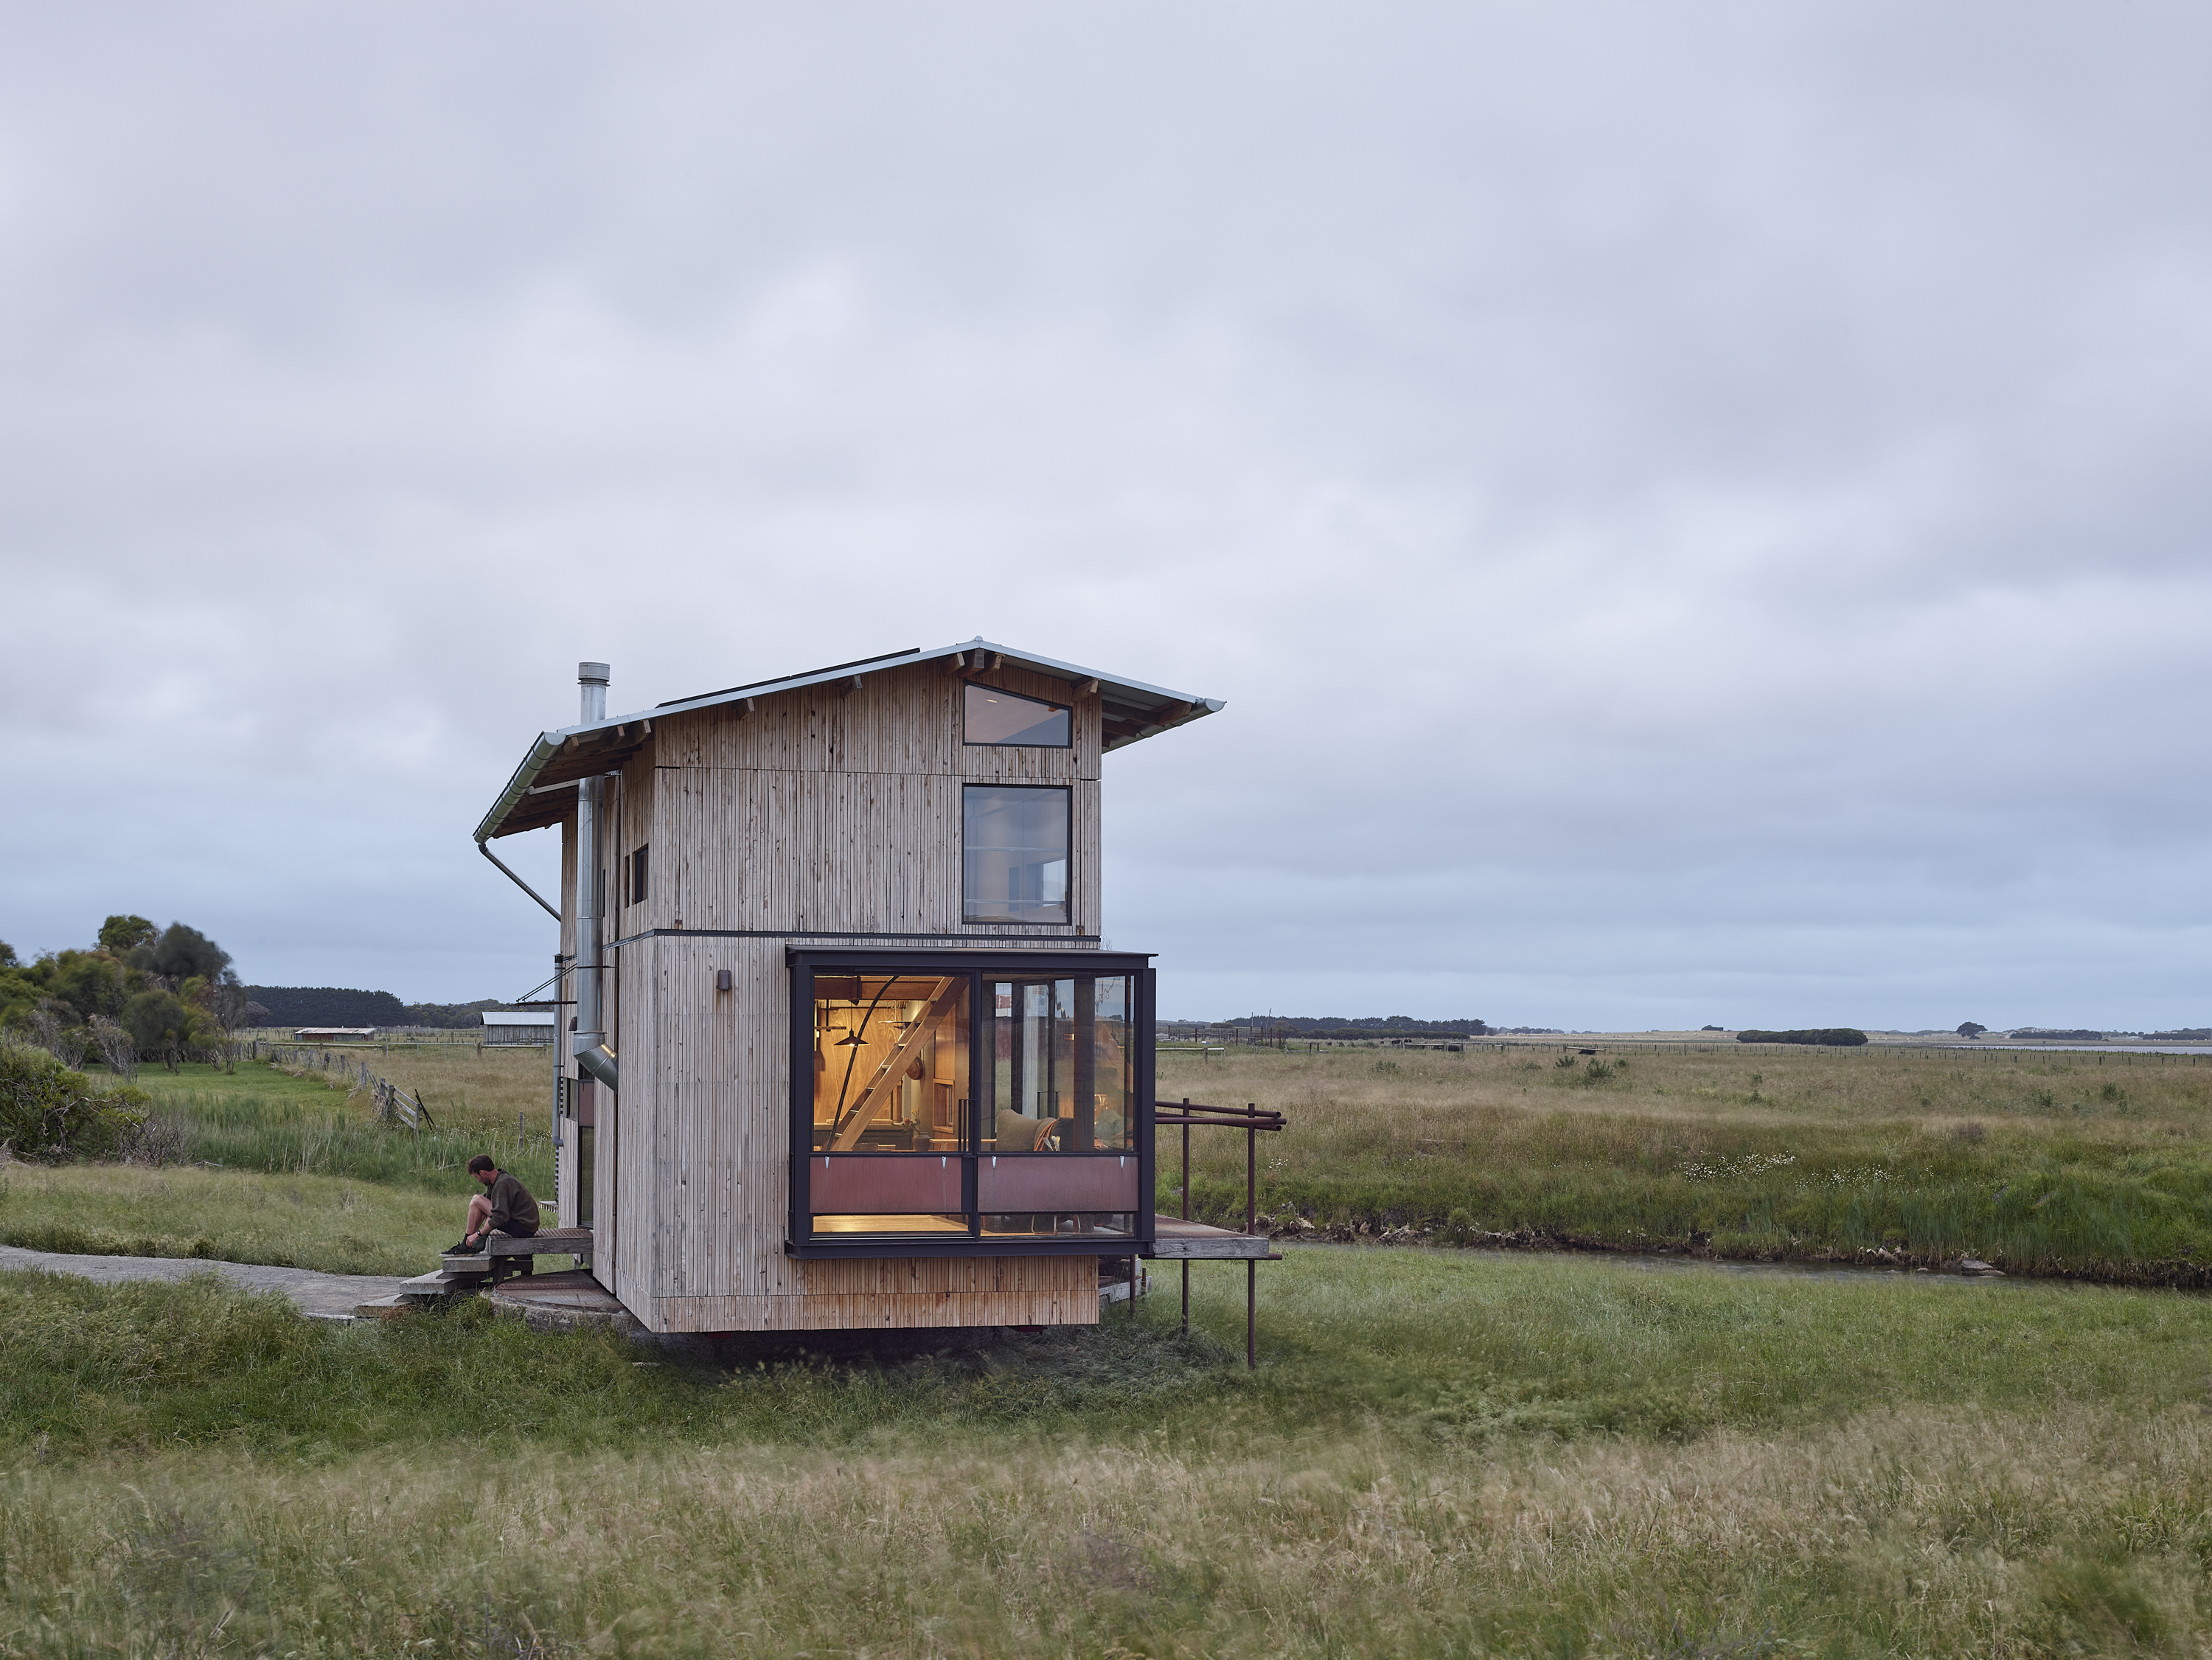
[
  {"left": 487, "top": 1269, "right": 639, "bottom": 1333},
  {"left": 1144, "top": 1219, "right": 1279, "bottom": 1260}
]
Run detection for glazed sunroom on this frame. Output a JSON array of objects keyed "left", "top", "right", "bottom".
[{"left": 790, "top": 948, "right": 1155, "bottom": 1257}]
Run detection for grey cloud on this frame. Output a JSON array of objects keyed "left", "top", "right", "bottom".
[{"left": 1, "top": 2, "right": 2207, "bottom": 1029}]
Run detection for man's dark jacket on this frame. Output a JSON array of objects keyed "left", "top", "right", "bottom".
[{"left": 485, "top": 1171, "right": 540, "bottom": 1235}]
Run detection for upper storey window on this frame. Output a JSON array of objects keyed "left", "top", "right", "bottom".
[
  {"left": 964, "top": 786, "right": 1069, "bottom": 923},
  {"left": 964, "top": 683, "right": 1070, "bottom": 748}
]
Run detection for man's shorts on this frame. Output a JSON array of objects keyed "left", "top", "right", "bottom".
[{"left": 490, "top": 1222, "right": 539, "bottom": 1240}]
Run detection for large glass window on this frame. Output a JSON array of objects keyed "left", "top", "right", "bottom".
[
  {"left": 981, "top": 975, "right": 1135, "bottom": 1240},
  {"left": 963, "top": 786, "right": 1070, "bottom": 924},
  {"left": 807, "top": 973, "right": 971, "bottom": 1235},
  {"left": 987, "top": 979, "right": 1132, "bottom": 1152},
  {"left": 791, "top": 956, "right": 1150, "bottom": 1254},
  {"left": 964, "top": 683, "right": 1071, "bottom": 747}
]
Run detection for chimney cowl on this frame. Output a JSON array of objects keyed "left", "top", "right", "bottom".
[{"left": 578, "top": 661, "right": 610, "bottom": 726}]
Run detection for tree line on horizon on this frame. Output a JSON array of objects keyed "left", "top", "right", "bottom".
[
  {"left": 1, "top": 917, "right": 509, "bottom": 1075},
  {"left": 237, "top": 986, "right": 507, "bottom": 1029},
  {"left": 1190, "top": 1015, "right": 1563, "bottom": 1038}
]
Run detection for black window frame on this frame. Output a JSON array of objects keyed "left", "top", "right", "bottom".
[
  {"left": 786, "top": 946, "right": 1156, "bottom": 1260},
  {"left": 961, "top": 783, "right": 1074, "bottom": 926},
  {"left": 627, "top": 844, "right": 648, "bottom": 909},
  {"left": 961, "top": 681, "right": 1072, "bottom": 749}
]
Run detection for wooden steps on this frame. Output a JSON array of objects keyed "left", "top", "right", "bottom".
[{"left": 366, "top": 1230, "right": 598, "bottom": 1314}]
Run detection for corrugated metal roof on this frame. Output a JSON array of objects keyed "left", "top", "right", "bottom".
[{"left": 474, "top": 637, "right": 1222, "bottom": 842}]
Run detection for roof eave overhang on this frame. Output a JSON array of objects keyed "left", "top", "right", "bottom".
[
  {"left": 474, "top": 639, "right": 1220, "bottom": 839},
  {"left": 474, "top": 718, "right": 655, "bottom": 842}
]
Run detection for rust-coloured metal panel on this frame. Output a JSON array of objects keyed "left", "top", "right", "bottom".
[
  {"left": 810, "top": 1153, "right": 963, "bottom": 1215},
  {"left": 975, "top": 1153, "right": 1141, "bottom": 1212}
]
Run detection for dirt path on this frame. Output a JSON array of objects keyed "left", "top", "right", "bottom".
[{"left": 0, "top": 1243, "right": 411, "bottom": 1320}]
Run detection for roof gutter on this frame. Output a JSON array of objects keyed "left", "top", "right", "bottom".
[{"left": 473, "top": 732, "right": 563, "bottom": 844}]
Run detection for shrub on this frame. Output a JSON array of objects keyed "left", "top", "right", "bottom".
[
  {"left": 1736, "top": 1029, "right": 1868, "bottom": 1046},
  {"left": 0, "top": 1041, "right": 148, "bottom": 1161}
]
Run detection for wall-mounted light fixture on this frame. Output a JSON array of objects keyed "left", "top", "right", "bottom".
[{"left": 715, "top": 969, "right": 733, "bottom": 992}]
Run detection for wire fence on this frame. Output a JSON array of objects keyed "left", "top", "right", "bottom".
[{"left": 257, "top": 1041, "right": 436, "bottom": 1131}]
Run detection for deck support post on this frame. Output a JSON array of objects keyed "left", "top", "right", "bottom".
[
  {"left": 1181, "top": 1100, "right": 1192, "bottom": 1336},
  {"left": 1245, "top": 1104, "right": 1256, "bottom": 1233},
  {"left": 1248, "top": 1111, "right": 1265, "bottom": 1372}
]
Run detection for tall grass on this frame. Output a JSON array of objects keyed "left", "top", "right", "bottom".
[
  {"left": 1165, "top": 1044, "right": 2212, "bottom": 1280},
  {"left": 1, "top": 1252, "right": 2209, "bottom": 1655},
  {"left": 265, "top": 1041, "right": 558, "bottom": 1136},
  {"left": 0, "top": 1161, "right": 462, "bottom": 1273},
  {"left": 130, "top": 1060, "right": 554, "bottom": 1197}
]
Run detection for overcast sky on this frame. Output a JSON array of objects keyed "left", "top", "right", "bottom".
[{"left": 2, "top": 4, "right": 2208, "bottom": 1030}]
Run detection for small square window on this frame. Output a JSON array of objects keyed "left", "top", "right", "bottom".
[{"left": 964, "top": 683, "right": 1070, "bottom": 747}]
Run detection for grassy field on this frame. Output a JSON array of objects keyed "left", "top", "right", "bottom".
[
  {"left": 0, "top": 1058, "right": 546, "bottom": 1272},
  {"left": 264, "top": 1038, "right": 559, "bottom": 1136},
  {"left": 1165, "top": 1043, "right": 2212, "bottom": 1284},
  {"left": 3, "top": 1043, "right": 2211, "bottom": 1652},
  {"left": 1, "top": 1248, "right": 2207, "bottom": 1655},
  {"left": 0, "top": 1161, "right": 459, "bottom": 1274}
]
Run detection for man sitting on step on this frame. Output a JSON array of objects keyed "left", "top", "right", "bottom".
[{"left": 450, "top": 1155, "right": 540, "bottom": 1254}]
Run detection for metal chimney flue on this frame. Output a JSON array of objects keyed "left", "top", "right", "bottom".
[{"left": 573, "top": 660, "right": 618, "bottom": 1094}]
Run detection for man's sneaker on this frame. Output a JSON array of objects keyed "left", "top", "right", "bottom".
[{"left": 447, "top": 1237, "right": 484, "bottom": 1255}]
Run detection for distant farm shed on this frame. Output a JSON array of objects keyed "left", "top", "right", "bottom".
[
  {"left": 293, "top": 1027, "right": 376, "bottom": 1042},
  {"left": 481, "top": 1010, "right": 557, "bottom": 1045}
]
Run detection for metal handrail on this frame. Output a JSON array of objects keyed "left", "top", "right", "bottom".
[{"left": 1157, "top": 1097, "right": 1285, "bottom": 1367}]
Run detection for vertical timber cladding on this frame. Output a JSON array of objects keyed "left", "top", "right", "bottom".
[
  {"left": 625, "top": 661, "right": 1108, "bottom": 1333},
  {"left": 633, "top": 932, "right": 1096, "bottom": 1333},
  {"left": 653, "top": 662, "right": 1102, "bottom": 936}
]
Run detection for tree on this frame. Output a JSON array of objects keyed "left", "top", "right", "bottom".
[
  {"left": 87, "top": 1015, "right": 138, "bottom": 1081},
  {"left": 26, "top": 1001, "right": 90, "bottom": 1069},
  {"left": 97, "top": 915, "right": 157, "bottom": 956},
  {"left": 43, "top": 950, "right": 137, "bottom": 1024},
  {"left": 1956, "top": 1022, "right": 1987, "bottom": 1038},
  {"left": 0, "top": 940, "right": 17, "bottom": 968},
  {"left": 151, "top": 923, "right": 231, "bottom": 983},
  {"left": 122, "top": 989, "right": 194, "bottom": 1072}
]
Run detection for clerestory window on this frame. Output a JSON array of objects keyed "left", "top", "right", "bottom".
[{"left": 963, "top": 683, "right": 1070, "bottom": 747}]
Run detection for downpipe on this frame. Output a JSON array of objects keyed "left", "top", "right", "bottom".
[{"left": 573, "top": 662, "right": 619, "bottom": 1095}]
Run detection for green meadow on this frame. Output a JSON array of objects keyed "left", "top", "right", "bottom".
[
  {"left": 1, "top": 1249, "right": 2207, "bottom": 1656},
  {"left": 1168, "top": 1041, "right": 2212, "bottom": 1282},
  {"left": 0, "top": 1058, "right": 544, "bottom": 1271},
  {"left": 0, "top": 1046, "right": 2208, "bottom": 1653}
]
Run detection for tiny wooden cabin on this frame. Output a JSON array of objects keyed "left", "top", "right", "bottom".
[{"left": 473, "top": 641, "right": 1222, "bottom": 1334}]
